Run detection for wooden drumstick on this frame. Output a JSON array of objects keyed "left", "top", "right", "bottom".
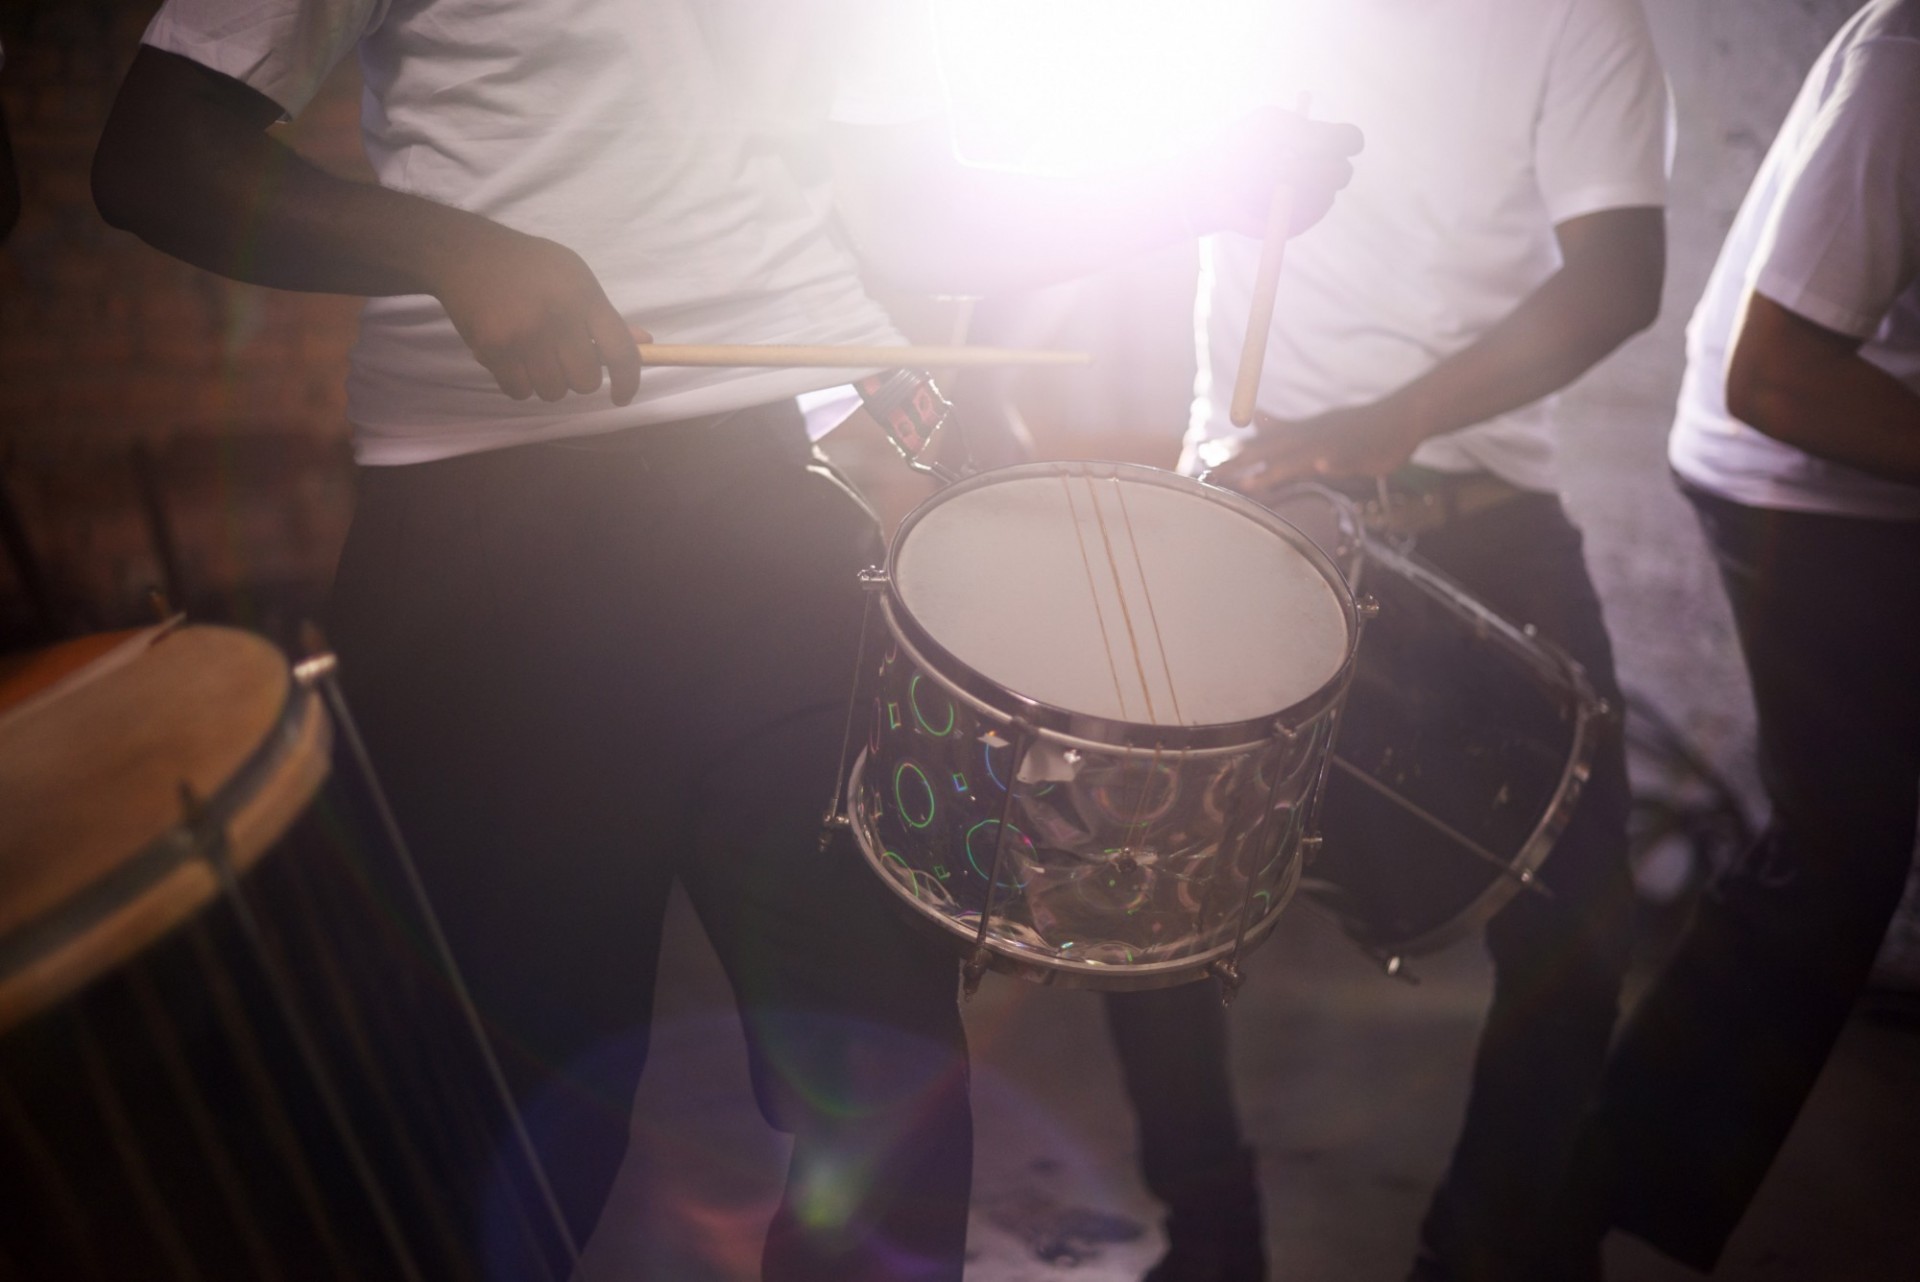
[
  {"left": 1228, "top": 95, "right": 1312, "bottom": 428},
  {"left": 632, "top": 343, "right": 1089, "bottom": 369}
]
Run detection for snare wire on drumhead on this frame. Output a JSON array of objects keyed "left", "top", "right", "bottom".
[
  {"left": 1081, "top": 476, "right": 1163, "bottom": 725},
  {"left": 317, "top": 675, "right": 590, "bottom": 1279},
  {"left": 1111, "top": 477, "right": 1185, "bottom": 728},
  {"left": 1059, "top": 474, "right": 1135, "bottom": 722}
]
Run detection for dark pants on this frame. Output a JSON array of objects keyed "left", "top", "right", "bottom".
[
  {"left": 1109, "top": 490, "right": 1634, "bottom": 1282},
  {"left": 325, "top": 405, "right": 972, "bottom": 1282},
  {"left": 1581, "top": 483, "right": 1920, "bottom": 1270}
]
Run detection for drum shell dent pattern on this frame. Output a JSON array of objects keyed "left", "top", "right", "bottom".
[{"left": 846, "top": 462, "right": 1359, "bottom": 988}]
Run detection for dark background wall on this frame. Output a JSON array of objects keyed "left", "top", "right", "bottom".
[{"left": 0, "top": 0, "right": 364, "bottom": 644}]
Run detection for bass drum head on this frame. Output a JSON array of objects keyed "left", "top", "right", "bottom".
[{"left": 892, "top": 462, "right": 1351, "bottom": 733}]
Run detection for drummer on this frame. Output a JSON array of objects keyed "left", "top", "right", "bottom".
[
  {"left": 1106, "top": 2, "right": 1669, "bottom": 1279},
  {"left": 89, "top": 4, "right": 1358, "bottom": 1278}
]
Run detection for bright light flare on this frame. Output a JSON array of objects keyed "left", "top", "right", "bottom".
[{"left": 931, "top": 0, "right": 1273, "bottom": 177}]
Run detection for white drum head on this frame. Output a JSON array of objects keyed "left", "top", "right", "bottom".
[{"left": 894, "top": 468, "right": 1350, "bottom": 727}]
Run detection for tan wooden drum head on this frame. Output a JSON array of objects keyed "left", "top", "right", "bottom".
[{"left": 0, "top": 624, "right": 330, "bottom": 1032}]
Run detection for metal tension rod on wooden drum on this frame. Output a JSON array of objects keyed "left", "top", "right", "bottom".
[
  {"left": 964, "top": 718, "right": 1037, "bottom": 998},
  {"left": 295, "top": 631, "right": 592, "bottom": 1279}
]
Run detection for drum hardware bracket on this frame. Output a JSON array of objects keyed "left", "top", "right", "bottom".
[
  {"left": 293, "top": 652, "right": 338, "bottom": 686},
  {"left": 1357, "top": 594, "right": 1380, "bottom": 622},
  {"left": 857, "top": 566, "right": 890, "bottom": 590},
  {"left": 1376, "top": 953, "right": 1419, "bottom": 986},
  {"left": 1206, "top": 958, "right": 1246, "bottom": 1004},
  {"left": 856, "top": 369, "right": 966, "bottom": 484},
  {"left": 962, "top": 946, "right": 993, "bottom": 998},
  {"left": 823, "top": 591, "right": 880, "bottom": 850}
]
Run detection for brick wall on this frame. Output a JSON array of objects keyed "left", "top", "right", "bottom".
[{"left": 0, "top": 0, "right": 364, "bottom": 646}]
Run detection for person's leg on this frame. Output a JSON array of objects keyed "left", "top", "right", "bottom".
[
  {"left": 1581, "top": 488, "right": 1920, "bottom": 1270},
  {"left": 1403, "top": 494, "right": 1635, "bottom": 1282},
  {"left": 687, "top": 706, "right": 972, "bottom": 1282},
  {"left": 326, "top": 441, "right": 703, "bottom": 1274},
  {"left": 672, "top": 426, "right": 971, "bottom": 1282},
  {"left": 1104, "top": 983, "right": 1265, "bottom": 1281}
]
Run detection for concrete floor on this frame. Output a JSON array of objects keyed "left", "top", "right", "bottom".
[{"left": 583, "top": 881, "right": 1919, "bottom": 1282}]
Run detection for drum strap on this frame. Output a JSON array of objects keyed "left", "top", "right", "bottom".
[{"left": 855, "top": 369, "right": 963, "bottom": 481}]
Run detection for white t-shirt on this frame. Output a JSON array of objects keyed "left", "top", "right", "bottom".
[
  {"left": 1668, "top": 0, "right": 1920, "bottom": 519},
  {"left": 1183, "top": 0, "right": 1671, "bottom": 491},
  {"left": 144, "top": 0, "right": 916, "bottom": 463}
]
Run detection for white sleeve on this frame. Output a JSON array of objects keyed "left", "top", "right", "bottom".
[
  {"left": 1752, "top": 36, "right": 1920, "bottom": 340},
  {"left": 142, "top": 0, "right": 386, "bottom": 118},
  {"left": 1535, "top": 0, "right": 1672, "bottom": 224},
  {"left": 830, "top": 0, "right": 945, "bottom": 127}
]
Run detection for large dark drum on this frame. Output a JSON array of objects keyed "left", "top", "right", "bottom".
[
  {"left": 1264, "top": 485, "right": 1608, "bottom": 967},
  {"left": 0, "top": 624, "right": 562, "bottom": 1281}
]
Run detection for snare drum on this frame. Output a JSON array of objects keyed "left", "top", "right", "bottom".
[
  {"left": 0, "top": 624, "right": 565, "bottom": 1280},
  {"left": 828, "top": 462, "right": 1360, "bottom": 989},
  {"left": 1264, "top": 485, "right": 1609, "bottom": 964}
]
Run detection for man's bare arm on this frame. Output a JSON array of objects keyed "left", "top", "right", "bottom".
[
  {"left": 93, "top": 46, "right": 640, "bottom": 404},
  {"left": 1726, "top": 291, "right": 1920, "bottom": 487},
  {"left": 1210, "top": 205, "right": 1665, "bottom": 485}
]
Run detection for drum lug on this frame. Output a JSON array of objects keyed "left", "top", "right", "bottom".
[
  {"left": 293, "top": 652, "right": 339, "bottom": 687},
  {"left": 962, "top": 947, "right": 993, "bottom": 998},
  {"left": 1378, "top": 953, "right": 1419, "bottom": 986},
  {"left": 293, "top": 623, "right": 340, "bottom": 688},
  {"left": 857, "top": 566, "right": 890, "bottom": 590},
  {"left": 817, "top": 809, "right": 850, "bottom": 852},
  {"left": 1356, "top": 593, "right": 1380, "bottom": 622},
  {"left": 1207, "top": 958, "right": 1245, "bottom": 1004}
]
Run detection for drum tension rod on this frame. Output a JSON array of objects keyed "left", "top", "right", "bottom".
[
  {"left": 961, "top": 716, "right": 1037, "bottom": 999},
  {"left": 820, "top": 581, "right": 885, "bottom": 849}
]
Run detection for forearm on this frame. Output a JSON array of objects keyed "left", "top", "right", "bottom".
[
  {"left": 95, "top": 47, "right": 641, "bottom": 405},
  {"left": 1373, "top": 208, "right": 1665, "bottom": 449},
  {"left": 1727, "top": 291, "right": 1920, "bottom": 486}
]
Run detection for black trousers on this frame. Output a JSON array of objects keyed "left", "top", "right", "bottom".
[
  {"left": 1108, "top": 490, "right": 1635, "bottom": 1282},
  {"left": 1583, "top": 482, "right": 1920, "bottom": 1270},
  {"left": 325, "top": 406, "right": 971, "bottom": 1282}
]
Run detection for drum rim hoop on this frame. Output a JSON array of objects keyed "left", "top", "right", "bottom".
[
  {"left": 845, "top": 749, "right": 1296, "bottom": 990},
  {"left": 885, "top": 460, "right": 1361, "bottom": 750},
  {"left": 1305, "top": 630, "right": 1607, "bottom": 959}
]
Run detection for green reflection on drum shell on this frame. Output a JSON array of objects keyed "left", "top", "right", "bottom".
[
  {"left": 893, "top": 761, "right": 937, "bottom": 830},
  {"left": 908, "top": 673, "right": 956, "bottom": 737}
]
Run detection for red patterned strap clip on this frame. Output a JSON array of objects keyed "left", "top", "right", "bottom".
[{"left": 855, "top": 369, "right": 954, "bottom": 473}]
